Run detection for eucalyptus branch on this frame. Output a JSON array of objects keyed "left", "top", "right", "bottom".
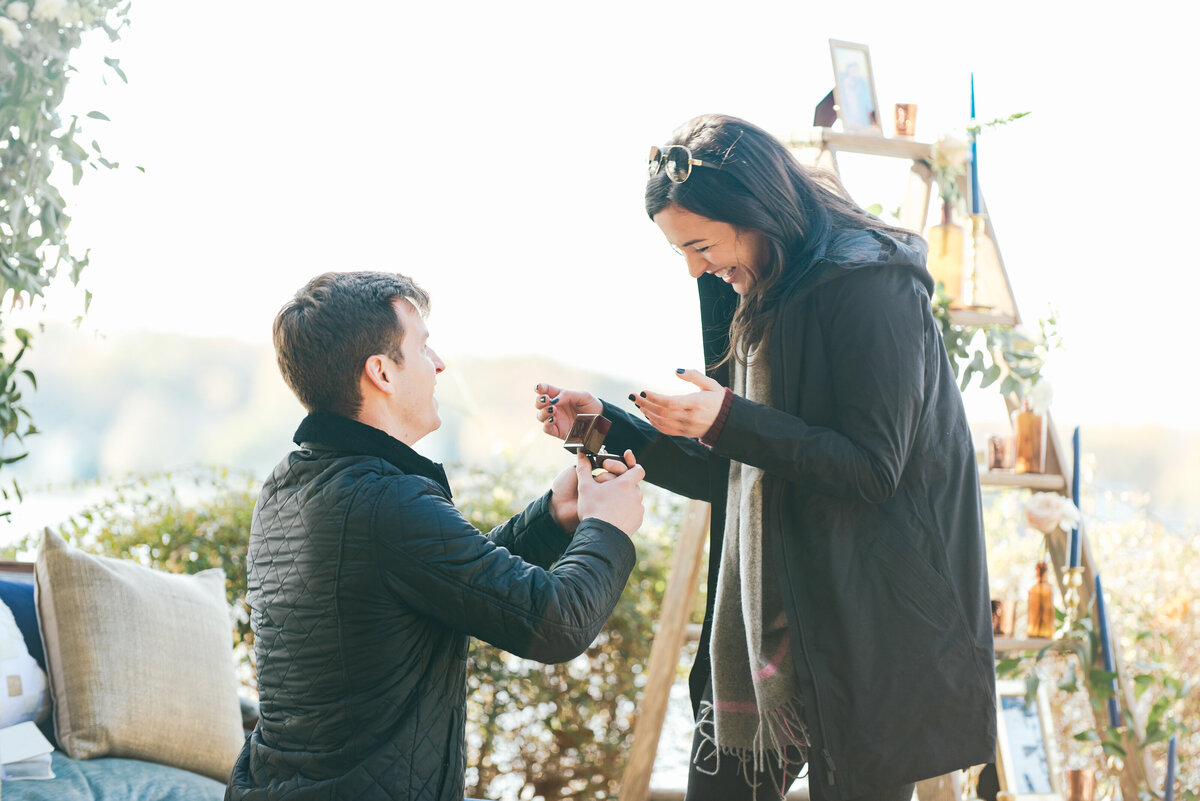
[
  {"left": 967, "top": 110, "right": 1033, "bottom": 136},
  {"left": 0, "top": 0, "right": 131, "bottom": 514}
]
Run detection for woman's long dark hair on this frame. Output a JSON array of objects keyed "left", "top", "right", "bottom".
[{"left": 645, "top": 114, "right": 916, "bottom": 366}]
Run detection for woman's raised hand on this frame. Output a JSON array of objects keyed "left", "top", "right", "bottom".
[
  {"left": 534, "top": 382, "right": 603, "bottom": 440},
  {"left": 630, "top": 369, "right": 725, "bottom": 438}
]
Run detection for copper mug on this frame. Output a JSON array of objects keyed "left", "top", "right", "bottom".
[
  {"left": 1064, "top": 768, "right": 1096, "bottom": 801},
  {"left": 894, "top": 103, "right": 917, "bottom": 137},
  {"left": 991, "top": 599, "right": 1016, "bottom": 637},
  {"left": 987, "top": 434, "right": 1015, "bottom": 471}
]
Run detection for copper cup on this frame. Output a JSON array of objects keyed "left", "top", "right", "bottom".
[
  {"left": 991, "top": 599, "right": 1016, "bottom": 637},
  {"left": 1064, "top": 768, "right": 1096, "bottom": 801},
  {"left": 894, "top": 103, "right": 917, "bottom": 137},
  {"left": 987, "top": 434, "right": 1015, "bottom": 471}
]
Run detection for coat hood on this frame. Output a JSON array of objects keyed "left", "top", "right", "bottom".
[
  {"left": 697, "top": 225, "right": 931, "bottom": 376},
  {"left": 789, "top": 226, "right": 932, "bottom": 299}
]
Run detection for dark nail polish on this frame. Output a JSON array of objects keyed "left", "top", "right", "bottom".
[
  {"left": 676, "top": 368, "right": 685, "bottom": 374},
  {"left": 550, "top": 397, "right": 559, "bottom": 405},
  {"left": 540, "top": 396, "right": 546, "bottom": 403},
  {"left": 628, "top": 394, "right": 637, "bottom": 402},
  {"left": 639, "top": 391, "right": 647, "bottom": 398}
]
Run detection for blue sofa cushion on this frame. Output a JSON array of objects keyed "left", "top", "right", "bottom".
[
  {"left": 2, "top": 751, "right": 226, "bottom": 801},
  {"left": 0, "top": 578, "right": 45, "bottom": 670}
]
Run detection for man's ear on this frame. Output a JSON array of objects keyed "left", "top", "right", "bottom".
[{"left": 362, "top": 354, "right": 395, "bottom": 396}]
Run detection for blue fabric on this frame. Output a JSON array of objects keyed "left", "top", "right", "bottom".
[
  {"left": 0, "top": 575, "right": 57, "bottom": 749},
  {"left": 0, "top": 577, "right": 45, "bottom": 670},
  {"left": 2, "top": 751, "right": 226, "bottom": 801}
]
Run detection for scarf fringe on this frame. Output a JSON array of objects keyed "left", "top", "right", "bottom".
[{"left": 693, "top": 699, "right": 810, "bottom": 798}]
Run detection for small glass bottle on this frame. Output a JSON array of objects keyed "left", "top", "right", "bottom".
[
  {"left": 1014, "top": 397, "right": 1047, "bottom": 474},
  {"left": 925, "top": 199, "right": 965, "bottom": 306},
  {"left": 1026, "top": 560, "right": 1055, "bottom": 639}
]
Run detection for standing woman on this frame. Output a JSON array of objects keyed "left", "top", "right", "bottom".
[{"left": 535, "top": 114, "right": 995, "bottom": 801}]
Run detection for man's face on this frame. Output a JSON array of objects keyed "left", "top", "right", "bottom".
[{"left": 389, "top": 298, "right": 445, "bottom": 445}]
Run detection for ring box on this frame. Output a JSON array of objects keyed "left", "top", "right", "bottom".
[{"left": 563, "top": 414, "right": 622, "bottom": 470}]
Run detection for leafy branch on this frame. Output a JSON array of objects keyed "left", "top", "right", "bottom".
[
  {"left": 922, "top": 110, "right": 1031, "bottom": 206},
  {"left": 0, "top": 0, "right": 132, "bottom": 515},
  {"left": 931, "top": 284, "right": 1061, "bottom": 402},
  {"left": 998, "top": 609, "right": 1191, "bottom": 798}
]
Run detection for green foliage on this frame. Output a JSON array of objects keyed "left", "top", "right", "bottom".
[
  {"left": 1, "top": 467, "right": 259, "bottom": 675},
  {"left": 931, "top": 286, "right": 1061, "bottom": 400},
  {"left": 922, "top": 111, "right": 1030, "bottom": 208},
  {"left": 454, "top": 460, "right": 687, "bottom": 801},
  {"left": 1019, "top": 612, "right": 1190, "bottom": 791},
  {"left": 965, "top": 110, "right": 1033, "bottom": 138},
  {"left": 0, "top": 0, "right": 132, "bottom": 513},
  {"left": 984, "top": 490, "right": 1196, "bottom": 796},
  {"left": 3, "top": 458, "right": 690, "bottom": 798}
]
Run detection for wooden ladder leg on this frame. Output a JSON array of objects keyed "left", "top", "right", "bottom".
[{"left": 620, "top": 499, "right": 711, "bottom": 801}]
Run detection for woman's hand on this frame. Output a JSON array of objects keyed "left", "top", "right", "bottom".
[
  {"left": 631, "top": 369, "right": 725, "bottom": 438},
  {"left": 534, "top": 382, "right": 603, "bottom": 440}
]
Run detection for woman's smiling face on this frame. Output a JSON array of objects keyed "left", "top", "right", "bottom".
[{"left": 653, "top": 204, "right": 768, "bottom": 295}]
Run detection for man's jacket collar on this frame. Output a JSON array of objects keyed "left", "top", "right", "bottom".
[{"left": 293, "top": 412, "right": 452, "bottom": 497}]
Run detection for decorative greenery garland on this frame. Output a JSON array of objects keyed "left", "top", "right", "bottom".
[{"left": 0, "top": 0, "right": 130, "bottom": 514}]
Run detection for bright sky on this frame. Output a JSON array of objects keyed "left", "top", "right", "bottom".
[{"left": 23, "top": 0, "right": 1200, "bottom": 429}]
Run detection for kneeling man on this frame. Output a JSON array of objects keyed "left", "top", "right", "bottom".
[{"left": 226, "top": 271, "right": 644, "bottom": 801}]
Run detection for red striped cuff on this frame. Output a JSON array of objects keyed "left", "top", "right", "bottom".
[{"left": 700, "top": 387, "right": 734, "bottom": 449}]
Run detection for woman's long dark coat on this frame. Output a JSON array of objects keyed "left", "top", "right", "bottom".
[{"left": 602, "top": 227, "right": 996, "bottom": 799}]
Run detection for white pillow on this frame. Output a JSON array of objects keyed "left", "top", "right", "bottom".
[{"left": 0, "top": 598, "right": 50, "bottom": 728}]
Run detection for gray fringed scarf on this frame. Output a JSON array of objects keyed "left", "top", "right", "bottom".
[{"left": 694, "top": 344, "right": 809, "bottom": 791}]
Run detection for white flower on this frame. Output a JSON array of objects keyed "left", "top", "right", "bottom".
[
  {"left": 0, "top": 15, "right": 22, "bottom": 46},
  {"left": 31, "top": 0, "right": 67, "bottom": 23},
  {"left": 1023, "top": 492, "right": 1080, "bottom": 534},
  {"left": 933, "top": 131, "right": 969, "bottom": 169},
  {"left": 1027, "top": 379, "right": 1054, "bottom": 415},
  {"left": 5, "top": 2, "right": 29, "bottom": 22}
]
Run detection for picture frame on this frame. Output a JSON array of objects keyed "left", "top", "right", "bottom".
[
  {"left": 828, "top": 39, "right": 882, "bottom": 134},
  {"left": 994, "top": 679, "right": 1062, "bottom": 800}
]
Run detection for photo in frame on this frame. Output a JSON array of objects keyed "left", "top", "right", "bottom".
[
  {"left": 994, "top": 679, "right": 1062, "bottom": 800},
  {"left": 828, "top": 39, "right": 882, "bottom": 134}
]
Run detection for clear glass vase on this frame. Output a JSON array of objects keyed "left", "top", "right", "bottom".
[{"left": 925, "top": 200, "right": 964, "bottom": 306}]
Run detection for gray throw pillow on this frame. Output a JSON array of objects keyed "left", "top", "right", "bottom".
[{"left": 34, "top": 528, "right": 244, "bottom": 782}]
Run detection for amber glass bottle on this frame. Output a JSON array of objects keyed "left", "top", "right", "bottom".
[
  {"left": 1014, "top": 397, "right": 1047, "bottom": 474},
  {"left": 1026, "top": 560, "right": 1056, "bottom": 639},
  {"left": 925, "top": 200, "right": 964, "bottom": 305}
]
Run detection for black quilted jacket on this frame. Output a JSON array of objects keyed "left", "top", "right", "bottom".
[{"left": 225, "top": 413, "right": 636, "bottom": 801}]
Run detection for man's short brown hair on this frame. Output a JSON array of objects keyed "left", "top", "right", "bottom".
[{"left": 273, "top": 271, "right": 430, "bottom": 416}]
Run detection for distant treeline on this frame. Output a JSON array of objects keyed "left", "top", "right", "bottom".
[{"left": 12, "top": 324, "right": 1200, "bottom": 528}]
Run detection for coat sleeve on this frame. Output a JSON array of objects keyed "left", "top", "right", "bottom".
[
  {"left": 483, "top": 491, "right": 572, "bottom": 570},
  {"left": 599, "top": 400, "right": 723, "bottom": 502},
  {"left": 710, "top": 266, "right": 927, "bottom": 504},
  {"left": 373, "top": 478, "right": 637, "bottom": 663}
]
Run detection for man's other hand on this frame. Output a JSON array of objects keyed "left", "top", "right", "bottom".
[
  {"left": 549, "top": 450, "right": 636, "bottom": 533},
  {"left": 575, "top": 452, "right": 644, "bottom": 537}
]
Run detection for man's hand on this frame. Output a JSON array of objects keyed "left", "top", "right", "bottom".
[
  {"left": 549, "top": 450, "right": 636, "bottom": 532},
  {"left": 574, "top": 452, "right": 644, "bottom": 537},
  {"left": 535, "top": 382, "right": 603, "bottom": 440},
  {"left": 630, "top": 369, "right": 725, "bottom": 438}
]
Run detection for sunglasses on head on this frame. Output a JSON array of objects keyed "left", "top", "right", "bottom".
[{"left": 647, "top": 145, "right": 719, "bottom": 183}]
